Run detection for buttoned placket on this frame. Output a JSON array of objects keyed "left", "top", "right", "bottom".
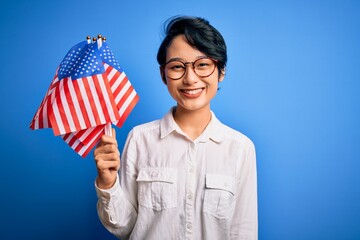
[{"left": 185, "top": 141, "right": 197, "bottom": 239}]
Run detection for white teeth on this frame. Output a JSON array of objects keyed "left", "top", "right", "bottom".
[{"left": 182, "top": 88, "right": 203, "bottom": 95}]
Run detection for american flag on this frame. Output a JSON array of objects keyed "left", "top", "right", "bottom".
[{"left": 30, "top": 39, "right": 139, "bottom": 157}]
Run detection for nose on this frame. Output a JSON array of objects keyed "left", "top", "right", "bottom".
[{"left": 183, "top": 64, "right": 198, "bottom": 85}]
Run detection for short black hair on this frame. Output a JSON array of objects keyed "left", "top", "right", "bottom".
[{"left": 157, "top": 16, "right": 227, "bottom": 73}]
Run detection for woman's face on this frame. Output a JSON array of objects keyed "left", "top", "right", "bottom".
[{"left": 163, "top": 35, "right": 224, "bottom": 113}]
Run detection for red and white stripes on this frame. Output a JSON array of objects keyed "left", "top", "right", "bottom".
[{"left": 30, "top": 39, "right": 139, "bottom": 158}]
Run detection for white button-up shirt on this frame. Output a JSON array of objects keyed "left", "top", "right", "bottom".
[{"left": 96, "top": 108, "right": 258, "bottom": 240}]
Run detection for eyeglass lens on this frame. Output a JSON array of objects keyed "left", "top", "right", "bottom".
[{"left": 164, "top": 58, "right": 216, "bottom": 80}]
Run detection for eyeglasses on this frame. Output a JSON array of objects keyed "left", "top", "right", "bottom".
[{"left": 161, "top": 57, "right": 218, "bottom": 80}]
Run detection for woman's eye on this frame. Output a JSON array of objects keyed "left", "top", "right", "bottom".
[
  {"left": 169, "top": 64, "right": 184, "bottom": 71},
  {"left": 196, "top": 62, "right": 210, "bottom": 68},
  {"left": 199, "top": 63, "right": 209, "bottom": 67}
]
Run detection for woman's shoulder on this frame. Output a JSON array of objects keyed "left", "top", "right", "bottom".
[
  {"left": 218, "top": 121, "right": 255, "bottom": 148},
  {"left": 128, "top": 108, "right": 174, "bottom": 139},
  {"left": 127, "top": 119, "right": 161, "bottom": 140},
  {"left": 133, "top": 119, "right": 160, "bottom": 132}
]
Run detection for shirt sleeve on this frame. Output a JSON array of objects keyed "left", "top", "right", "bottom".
[
  {"left": 95, "top": 130, "right": 139, "bottom": 239},
  {"left": 230, "top": 141, "right": 258, "bottom": 240}
]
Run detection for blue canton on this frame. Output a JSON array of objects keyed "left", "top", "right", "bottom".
[
  {"left": 57, "top": 41, "right": 106, "bottom": 80},
  {"left": 99, "top": 42, "right": 123, "bottom": 72}
]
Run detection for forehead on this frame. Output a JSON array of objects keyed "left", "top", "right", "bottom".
[{"left": 166, "top": 35, "right": 205, "bottom": 61}]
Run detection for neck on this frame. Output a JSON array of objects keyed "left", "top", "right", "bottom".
[{"left": 173, "top": 105, "right": 212, "bottom": 140}]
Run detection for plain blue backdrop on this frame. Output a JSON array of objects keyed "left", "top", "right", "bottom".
[{"left": 0, "top": 0, "right": 359, "bottom": 239}]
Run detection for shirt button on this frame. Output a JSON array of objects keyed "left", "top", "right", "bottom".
[
  {"left": 186, "top": 223, "right": 192, "bottom": 230},
  {"left": 187, "top": 194, "right": 193, "bottom": 200},
  {"left": 189, "top": 167, "right": 194, "bottom": 173}
]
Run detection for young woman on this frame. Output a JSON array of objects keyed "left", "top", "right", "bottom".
[{"left": 94, "top": 16, "right": 258, "bottom": 240}]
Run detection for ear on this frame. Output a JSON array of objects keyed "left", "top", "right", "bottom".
[
  {"left": 218, "top": 68, "right": 225, "bottom": 82},
  {"left": 159, "top": 66, "right": 167, "bottom": 85}
]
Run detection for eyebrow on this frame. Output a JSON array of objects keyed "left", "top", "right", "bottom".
[{"left": 166, "top": 56, "right": 208, "bottom": 63}]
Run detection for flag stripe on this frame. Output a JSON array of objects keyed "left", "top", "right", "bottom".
[
  {"left": 87, "top": 76, "right": 106, "bottom": 125},
  {"left": 108, "top": 68, "right": 123, "bottom": 87},
  {"left": 45, "top": 74, "right": 125, "bottom": 136},
  {"left": 113, "top": 78, "right": 128, "bottom": 100},
  {"left": 51, "top": 80, "right": 69, "bottom": 135},
  {"left": 63, "top": 132, "right": 79, "bottom": 149},
  {"left": 74, "top": 125, "right": 103, "bottom": 146},
  {"left": 78, "top": 126, "right": 103, "bottom": 147},
  {"left": 78, "top": 129, "right": 103, "bottom": 157},
  {"left": 42, "top": 97, "right": 51, "bottom": 129},
  {"left": 78, "top": 77, "right": 97, "bottom": 127},
  {"left": 60, "top": 78, "right": 77, "bottom": 132},
  {"left": 92, "top": 75, "right": 110, "bottom": 122},
  {"left": 91, "top": 74, "right": 120, "bottom": 124},
  {"left": 96, "top": 74, "right": 120, "bottom": 122},
  {"left": 48, "top": 90, "right": 60, "bottom": 135},
  {"left": 114, "top": 79, "right": 131, "bottom": 104},
  {"left": 66, "top": 78, "right": 86, "bottom": 130},
  {"left": 76, "top": 128, "right": 96, "bottom": 143},
  {"left": 72, "top": 79, "right": 92, "bottom": 129},
  {"left": 119, "top": 87, "right": 137, "bottom": 115},
  {"left": 30, "top": 74, "right": 59, "bottom": 130},
  {"left": 64, "top": 127, "right": 103, "bottom": 157},
  {"left": 115, "top": 92, "right": 139, "bottom": 128}
]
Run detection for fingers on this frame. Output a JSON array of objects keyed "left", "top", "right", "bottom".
[
  {"left": 94, "top": 149, "right": 120, "bottom": 176},
  {"left": 94, "top": 128, "right": 119, "bottom": 162},
  {"left": 95, "top": 153, "right": 120, "bottom": 171},
  {"left": 94, "top": 145, "right": 120, "bottom": 173},
  {"left": 94, "top": 128, "right": 120, "bottom": 189},
  {"left": 95, "top": 141, "right": 118, "bottom": 155},
  {"left": 96, "top": 128, "right": 118, "bottom": 149},
  {"left": 94, "top": 134, "right": 120, "bottom": 169}
]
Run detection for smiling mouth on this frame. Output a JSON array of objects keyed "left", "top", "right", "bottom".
[{"left": 180, "top": 88, "right": 204, "bottom": 95}]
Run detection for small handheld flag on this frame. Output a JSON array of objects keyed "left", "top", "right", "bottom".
[{"left": 30, "top": 35, "right": 139, "bottom": 157}]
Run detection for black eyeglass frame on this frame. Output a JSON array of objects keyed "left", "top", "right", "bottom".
[{"left": 161, "top": 57, "right": 219, "bottom": 80}]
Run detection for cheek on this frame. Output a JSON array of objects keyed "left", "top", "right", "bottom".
[
  {"left": 205, "top": 78, "right": 219, "bottom": 90},
  {"left": 166, "top": 83, "right": 178, "bottom": 96}
]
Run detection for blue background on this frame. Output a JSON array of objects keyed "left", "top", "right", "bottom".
[{"left": 0, "top": 0, "right": 359, "bottom": 239}]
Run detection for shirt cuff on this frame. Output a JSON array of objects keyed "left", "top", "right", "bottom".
[{"left": 95, "top": 174, "right": 121, "bottom": 200}]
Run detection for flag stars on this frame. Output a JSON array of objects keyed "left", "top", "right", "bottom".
[{"left": 58, "top": 41, "right": 123, "bottom": 79}]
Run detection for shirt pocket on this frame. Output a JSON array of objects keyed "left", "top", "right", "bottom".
[
  {"left": 136, "top": 168, "right": 177, "bottom": 211},
  {"left": 203, "top": 174, "right": 236, "bottom": 219}
]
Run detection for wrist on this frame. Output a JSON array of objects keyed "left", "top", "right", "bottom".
[{"left": 96, "top": 176, "right": 116, "bottom": 190}]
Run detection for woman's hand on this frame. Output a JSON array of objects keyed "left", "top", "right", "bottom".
[{"left": 94, "top": 128, "right": 120, "bottom": 189}]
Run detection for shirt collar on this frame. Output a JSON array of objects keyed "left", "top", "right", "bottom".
[
  {"left": 160, "top": 107, "right": 225, "bottom": 143},
  {"left": 160, "top": 107, "right": 181, "bottom": 139}
]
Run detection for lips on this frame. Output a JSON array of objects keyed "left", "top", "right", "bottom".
[{"left": 180, "top": 87, "right": 205, "bottom": 98}]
